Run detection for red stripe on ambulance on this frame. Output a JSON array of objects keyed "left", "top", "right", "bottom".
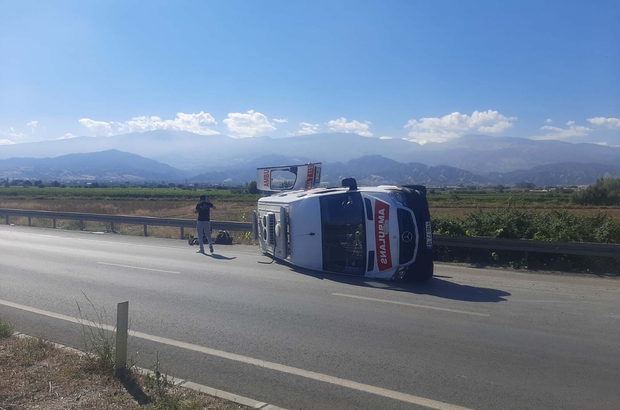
[
  {"left": 374, "top": 200, "right": 392, "bottom": 271},
  {"left": 263, "top": 170, "right": 270, "bottom": 189}
]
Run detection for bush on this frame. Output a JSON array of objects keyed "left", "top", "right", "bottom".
[
  {"left": 572, "top": 178, "right": 620, "bottom": 205},
  {"left": 432, "top": 216, "right": 468, "bottom": 236},
  {"left": 433, "top": 209, "right": 620, "bottom": 243},
  {"left": 431, "top": 209, "right": 620, "bottom": 274},
  {"left": 0, "top": 320, "right": 13, "bottom": 338}
]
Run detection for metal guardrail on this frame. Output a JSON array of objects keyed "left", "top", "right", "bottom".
[
  {"left": 434, "top": 235, "right": 620, "bottom": 258},
  {"left": 1, "top": 208, "right": 618, "bottom": 257},
  {"left": 0, "top": 208, "right": 252, "bottom": 239}
]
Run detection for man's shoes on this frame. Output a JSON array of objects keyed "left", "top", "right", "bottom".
[
  {"left": 209, "top": 246, "right": 214, "bottom": 253},
  {"left": 198, "top": 248, "right": 205, "bottom": 253}
]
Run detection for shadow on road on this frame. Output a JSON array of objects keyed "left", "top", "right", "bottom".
[
  {"left": 197, "top": 252, "right": 237, "bottom": 260},
  {"left": 409, "top": 278, "right": 510, "bottom": 302},
  {"left": 282, "top": 264, "right": 510, "bottom": 303}
]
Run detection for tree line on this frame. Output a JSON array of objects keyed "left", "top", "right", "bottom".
[{"left": 572, "top": 178, "right": 620, "bottom": 206}]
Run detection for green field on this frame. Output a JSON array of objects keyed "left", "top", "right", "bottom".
[
  {"left": 0, "top": 185, "right": 578, "bottom": 205},
  {"left": 427, "top": 189, "right": 574, "bottom": 207},
  {"left": 0, "top": 186, "right": 257, "bottom": 201}
]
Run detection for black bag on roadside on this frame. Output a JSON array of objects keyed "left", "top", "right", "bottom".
[{"left": 215, "top": 230, "right": 233, "bottom": 245}]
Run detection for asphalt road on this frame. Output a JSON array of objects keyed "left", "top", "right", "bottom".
[{"left": 1, "top": 224, "right": 619, "bottom": 410}]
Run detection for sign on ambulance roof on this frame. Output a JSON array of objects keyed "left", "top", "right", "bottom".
[{"left": 256, "top": 163, "right": 322, "bottom": 192}]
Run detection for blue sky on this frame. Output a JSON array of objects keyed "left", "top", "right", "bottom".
[{"left": 1, "top": 0, "right": 619, "bottom": 146}]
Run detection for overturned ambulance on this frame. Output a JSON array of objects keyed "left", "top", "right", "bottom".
[{"left": 252, "top": 163, "right": 433, "bottom": 281}]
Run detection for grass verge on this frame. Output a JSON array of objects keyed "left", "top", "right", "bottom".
[{"left": 0, "top": 328, "right": 250, "bottom": 410}]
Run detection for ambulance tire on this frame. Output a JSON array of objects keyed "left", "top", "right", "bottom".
[{"left": 406, "top": 255, "right": 434, "bottom": 283}]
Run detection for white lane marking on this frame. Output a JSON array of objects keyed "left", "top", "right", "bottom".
[
  {"left": 333, "top": 293, "right": 490, "bottom": 317},
  {"left": 0, "top": 299, "right": 472, "bottom": 410},
  {"left": 0, "top": 229, "right": 258, "bottom": 255},
  {"left": 0, "top": 231, "right": 257, "bottom": 256},
  {"left": 23, "top": 234, "right": 66, "bottom": 239},
  {"left": 97, "top": 262, "right": 181, "bottom": 275},
  {"left": 2, "top": 232, "right": 179, "bottom": 250},
  {"left": 509, "top": 299, "right": 578, "bottom": 303}
]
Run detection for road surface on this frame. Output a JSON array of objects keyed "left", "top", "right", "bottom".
[{"left": 1, "top": 225, "right": 619, "bottom": 409}]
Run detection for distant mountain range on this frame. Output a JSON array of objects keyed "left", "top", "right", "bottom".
[
  {"left": 0, "top": 149, "right": 190, "bottom": 182},
  {"left": 486, "top": 163, "right": 620, "bottom": 186},
  {"left": 1, "top": 130, "right": 620, "bottom": 175},
  {"left": 1, "top": 149, "right": 620, "bottom": 186}
]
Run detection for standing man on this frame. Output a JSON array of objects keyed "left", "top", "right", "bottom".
[{"left": 195, "top": 194, "right": 216, "bottom": 253}]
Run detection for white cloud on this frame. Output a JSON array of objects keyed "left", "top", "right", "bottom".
[
  {"left": 532, "top": 123, "right": 592, "bottom": 140},
  {"left": 478, "top": 120, "right": 515, "bottom": 133},
  {"left": 587, "top": 117, "right": 620, "bottom": 129},
  {"left": 78, "top": 118, "right": 114, "bottom": 136},
  {"left": 57, "top": 133, "right": 78, "bottom": 140},
  {"left": 594, "top": 142, "right": 620, "bottom": 148},
  {"left": 405, "top": 130, "right": 460, "bottom": 145},
  {"left": 78, "top": 112, "right": 219, "bottom": 136},
  {"left": 327, "top": 117, "right": 373, "bottom": 137},
  {"left": 3, "top": 127, "right": 28, "bottom": 140},
  {"left": 123, "top": 112, "right": 218, "bottom": 134},
  {"left": 0, "top": 139, "right": 15, "bottom": 145},
  {"left": 379, "top": 136, "right": 394, "bottom": 140},
  {"left": 545, "top": 118, "right": 553, "bottom": 124},
  {"left": 404, "top": 110, "right": 516, "bottom": 144},
  {"left": 223, "top": 110, "right": 277, "bottom": 138},
  {"left": 27, "top": 121, "right": 38, "bottom": 133},
  {"left": 296, "top": 122, "right": 321, "bottom": 135},
  {"left": 272, "top": 118, "right": 288, "bottom": 123}
]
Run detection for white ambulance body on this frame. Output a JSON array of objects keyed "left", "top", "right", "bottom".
[{"left": 253, "top": 163, "right": 434, "bottom": 281}]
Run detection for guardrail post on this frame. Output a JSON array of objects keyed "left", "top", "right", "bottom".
[
  {"left": 143, "top": 224, "right": 148, "bottom": 237},
  {"left": 180, "top": 227, "right": 184, "bottom": 239},
  {"left": 115, "top": 301, "right": 129, "bottom": 376},
  {"left": 5, "top": 215, "right": 8, "bottom": 225},
  {"left": 79, "top": 220, "right": 84, "bottom": 231},
  {"left": 28, "top": 217, "right": 32, "bottom": 226},
  {"left": 110, "top": 222, "right": 116, "bottom": 233},
  {"left": 53, "top": 218, "right": 57, "bottom": 229},
  {"left": 525, "top": 251, "right": 530, "bottom": 270}
]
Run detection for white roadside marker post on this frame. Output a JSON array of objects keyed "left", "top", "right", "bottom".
[{"left": 115, "top": 301, "right": 129, "bottom": 376}]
